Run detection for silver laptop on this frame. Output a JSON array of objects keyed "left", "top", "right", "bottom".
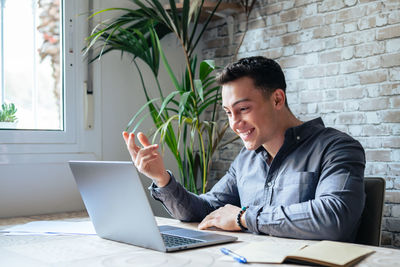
[{"left": 69, "top": 161, "right": 237, "bottom": 252}]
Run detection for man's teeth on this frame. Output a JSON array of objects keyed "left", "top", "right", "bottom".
[{"left": 239, "top": 129, "right": 252, "bottom": 136}]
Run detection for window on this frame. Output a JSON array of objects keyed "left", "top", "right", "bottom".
[
  {"left": 0, "top": 0, "right": 100, "bottom": 218},
  {"left": 0, "top": 0, "right": 63, "bottom": 130},
  {"left": 0, "top": 0, "right": 100, "bottom": 161}
]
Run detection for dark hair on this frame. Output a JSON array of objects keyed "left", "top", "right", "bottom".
[{"left": 217, "top": 56, "right": 287, "bottom": 103}]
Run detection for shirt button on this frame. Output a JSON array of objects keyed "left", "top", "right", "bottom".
[
  {"left": 267, "top": 182, "right": 272, "bottom": 187},
  {"left": 296, "top": 136, "right": 300, "bottom": 140}
]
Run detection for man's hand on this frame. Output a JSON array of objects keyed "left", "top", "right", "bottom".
[
  {"left": 122, "top": 131, "right": 170, "bottom": 187},
  {"left": 198, "top": 204, "right": 247, "bottom": 231}
]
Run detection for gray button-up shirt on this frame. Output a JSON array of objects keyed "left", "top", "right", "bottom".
[{"left": 150, "top": 118, "right": 366, "bottom": 241}]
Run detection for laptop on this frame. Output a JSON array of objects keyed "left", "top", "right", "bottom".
[{"left": 68, "top": 161, "right": 237, "bottom": 252}]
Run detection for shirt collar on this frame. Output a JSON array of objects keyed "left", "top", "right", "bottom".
[
  {"left": 255, "top": 117, "right": 325, "bottom": 155},
  {"left": 284, "top": 117, "right": 325, "bottom": 142}
]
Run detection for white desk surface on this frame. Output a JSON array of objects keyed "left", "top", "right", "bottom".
[{"left": 0, "top": 211, "right": 399, "bottom": 267}]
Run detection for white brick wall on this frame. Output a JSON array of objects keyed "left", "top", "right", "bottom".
[{"left": 203, "top": 0, "right": 400, "bottom": 247}]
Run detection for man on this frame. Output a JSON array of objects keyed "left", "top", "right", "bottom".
[{"left": 122, "top": 56, "right": 366, "bottom": 241}]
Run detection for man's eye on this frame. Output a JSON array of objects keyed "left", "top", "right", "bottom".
[
  {"left": 225, "top": 111, "right": 232, "bottom": 116},
  {"left": 240, "top": 107, "right": 249, "bottom": 112}
]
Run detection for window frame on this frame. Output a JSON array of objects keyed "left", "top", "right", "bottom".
[{"left": 0, "top": 0, "right": 100, "bottom": 162}]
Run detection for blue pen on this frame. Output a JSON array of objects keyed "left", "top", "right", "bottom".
[{"left": 220, "top": 247, "right": 247, "bottom": 264}]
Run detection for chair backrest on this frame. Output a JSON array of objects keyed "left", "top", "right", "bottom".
[{"left": 355, "top": 177, "right": 385, "bottom": 246}]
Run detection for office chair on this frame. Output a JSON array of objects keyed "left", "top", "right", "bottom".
[{"left": 354, "top": 177, "right": 386, "bottom": 246}]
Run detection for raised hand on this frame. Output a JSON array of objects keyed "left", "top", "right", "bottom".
[{"left": 122, "top": 131, "right": 170, "bottom": 187}]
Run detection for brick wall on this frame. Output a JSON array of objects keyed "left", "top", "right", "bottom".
[{"left": 202, "top": 0, "right": 400, "bottom": 247}]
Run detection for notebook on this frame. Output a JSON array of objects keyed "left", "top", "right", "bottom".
[
  {"left": 69, "top": 161, "right": 237, "bottom": 252},
  {"left": 220, "top": 240, "right": 374, "bottom": 266}
]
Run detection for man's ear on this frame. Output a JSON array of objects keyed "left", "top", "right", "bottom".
[{"left": 273, "top": 89, "right": 286, "bottom": 109}]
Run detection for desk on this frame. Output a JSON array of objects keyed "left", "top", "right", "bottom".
[{"left": 1, "top": 211, "right": 399, "bottom": 266}]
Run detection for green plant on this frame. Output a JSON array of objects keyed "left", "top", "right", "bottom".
[
  {"left": 0, "top": 103, "right": 18, "bottom": 123},
  {"left": 85, "top": 0, "right": 235, "bottom": 194}
]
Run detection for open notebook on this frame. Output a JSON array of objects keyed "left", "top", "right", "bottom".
[{"left": 220, "top": 240, "right": 374, "bottom": 267}]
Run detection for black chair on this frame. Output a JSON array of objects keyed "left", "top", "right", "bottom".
[{"left": 355, "top": 177, "right": 386, "bottom": 246}]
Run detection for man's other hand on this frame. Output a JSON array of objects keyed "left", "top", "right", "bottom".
[
  {"left": 122, "top": 131, "right": 170, "bottom": 187},
  {"left": 198, "top": 204, "right": 246, "bottom": 231}
]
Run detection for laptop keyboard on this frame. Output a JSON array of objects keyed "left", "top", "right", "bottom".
[{"left": 161, "top": 233, "right": 204, "bottom": 248}]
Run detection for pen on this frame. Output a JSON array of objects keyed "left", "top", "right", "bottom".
[{"left": 220, "top": 247, "right": 247, "bottom": 264}]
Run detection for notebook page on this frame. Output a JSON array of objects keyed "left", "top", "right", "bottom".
[
  {"left": 220, "top": 241, "right": 306, "bottom": 263},
  {"left": 287, "top": 240, "right": 374, "bottom": 266}
]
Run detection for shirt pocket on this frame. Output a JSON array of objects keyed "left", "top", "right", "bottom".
[{"left": 272, "top": 171, "right": 318, "bottom": 205}]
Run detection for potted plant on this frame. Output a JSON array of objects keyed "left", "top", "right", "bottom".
[
  {"left": 0, "top": 102, "right": 18, "bottom": 129},
  {"left": 85, "top": 0, "right": 248, "bottom": 194}
]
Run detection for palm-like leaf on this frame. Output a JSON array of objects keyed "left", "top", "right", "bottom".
[
  {"left": 0, "top": 103, "right": 18, "bottom": 123},
  {"left": 85, "top": 0, "right": 234, "bottom": 194}
]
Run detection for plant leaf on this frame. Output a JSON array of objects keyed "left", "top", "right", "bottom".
[
  {"left": 125, "top": 98, "right": 159, "bottom": 132},
  {"left": 154, "top": 32, "right": 181, "bottom": 91},
  {"left": 199, "top": 60, "right": 216, "bottom": 80},
  {"left": 179, "top": 91, "right": 192, "bottom": 123},
  {"left": 194, "top": 79, "right": 204, "bottom": 102},
  {"left": 159, "top": 91, "right": 179, "bottom": 117}
]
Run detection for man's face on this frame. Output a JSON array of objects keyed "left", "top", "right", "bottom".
[{"left": 222, "top": 76, "right": 279, "bottom": 150}]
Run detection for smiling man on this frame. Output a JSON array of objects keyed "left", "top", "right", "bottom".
[{"left": 122, "top": 56, "right": 366, "bottom": 241}]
